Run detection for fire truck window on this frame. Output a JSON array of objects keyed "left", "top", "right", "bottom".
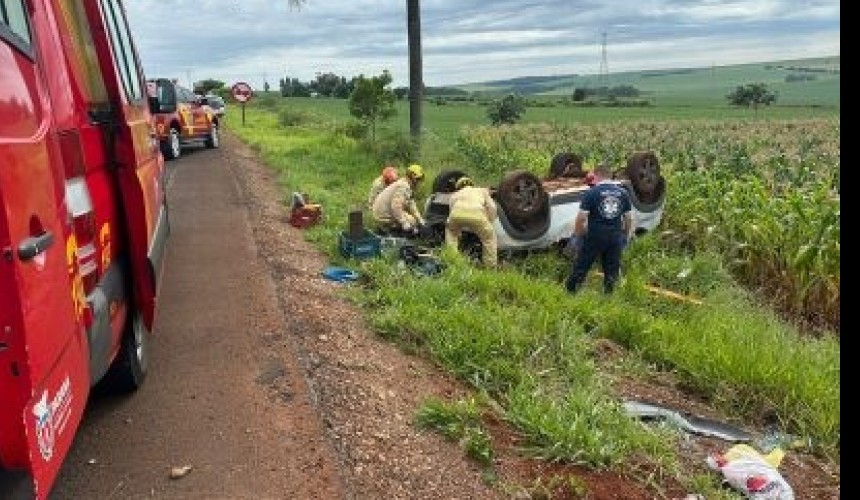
[
  {"left": 0, "top": 0, "right": 32, "bottom": 45},
  {"left": 182, "top": 88, "right": 195, "bottom": 103},
  {"left": 177, "top": 87, "right": 194, "bottom": 104},
  {"left": 99, "top": 0, "right": 143, "bottom": 103},
  {"left": 56, "top": 0, "right": 109, "bottom": 105},
  {"left": 156, "top": 80, "right": 176, "bottom": 106}
]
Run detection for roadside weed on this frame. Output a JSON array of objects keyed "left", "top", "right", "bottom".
[{"left": 415, "top": 396, "right": 494, "bottom": 466}]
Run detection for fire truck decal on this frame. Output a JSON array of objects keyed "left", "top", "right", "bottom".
[
  {"left": 32, "top": 375, "right": 73, "bottom": 461},
  {"left": 179, "top": 105, "right": 192, "bottom": 132},
  {"left": 99, "top": 222, "right": 111, "bottom": 271},
  {"left": 66, "top": 235, "right": 86, "bottom": 321}
]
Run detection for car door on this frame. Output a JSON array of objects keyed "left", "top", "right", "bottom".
[
  {"left": 0, "top": 2, "right": 90, "bottom": 496},
  {"left": 82, "top": 0, "right": 168, "bottom": 331},
  {"left": 174, "top": 86, "right": 193, "bottom": 138}
]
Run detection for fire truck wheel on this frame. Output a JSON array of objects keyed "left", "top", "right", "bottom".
[
  {"left": 106, "top": 309, "right": 150, "bottom": 393},
  {"left": 206, "top": 122, "right": 220, "bottom": 149},
  {"left": 163, "top": 127, "right": 182, "bottom": 160}
]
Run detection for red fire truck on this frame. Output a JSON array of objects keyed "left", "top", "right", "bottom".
[
  {"left": 0, "top": 0, "right": 169, "bottom": 498},
  {"left": 147, "top": 78, "right": 221, "bottom": 160}
]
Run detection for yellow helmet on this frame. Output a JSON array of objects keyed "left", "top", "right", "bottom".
[
  {"left": 455, "top": 177, "right": 473, "bottom": 190},
  {"left": 406, "top": 164, "right": 425, "bottom": 180}
]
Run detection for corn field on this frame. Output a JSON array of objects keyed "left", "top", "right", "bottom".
[{"left": 452, "top": 118, "right": 840, "bottom": 333}]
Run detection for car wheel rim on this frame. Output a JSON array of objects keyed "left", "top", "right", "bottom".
[
  {"left": 513, "top": 179, "right": 540, "bottom": 211},
  {"left": 133, "top": 316, "right": 148, "bottom": 373},
  {"left": 637, "top": 160, "right": 658, "bottom": 193}
]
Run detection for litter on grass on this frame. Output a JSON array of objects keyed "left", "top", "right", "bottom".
[
  {"left": 322, "top": 266, "right": 359, "bottom": 283},
  {"left": 623, "top": 400, "right": 752, "bottom": 442}
]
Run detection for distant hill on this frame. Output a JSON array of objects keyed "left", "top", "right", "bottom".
[{"left": 441, "top": 56, "right": 840, "bottom": 107}]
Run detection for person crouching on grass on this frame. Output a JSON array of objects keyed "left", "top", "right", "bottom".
[
  {"left": 371, "top": 164, "right": 426, "bottom": 235},
  {"left": 367, "top": 164, "right": 399, "bottom": 209},
  {"left": 445, "top": 176, "right": 498, "bottom": 268},
  {"left": 565, "top": 162, "right": 634, "bottom": 294}
]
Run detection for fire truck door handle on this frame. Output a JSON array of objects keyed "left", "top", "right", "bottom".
[{"left": 17, "top": 231, "right": 55, "bottom": 261}]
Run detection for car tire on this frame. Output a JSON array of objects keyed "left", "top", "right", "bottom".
[
  {"left": 104, "top": 307, "right": 150, "bottom": 393},
  {"left": 162, "top": 127, "right": 181, "bottom": 160},
  {"left": 206, "top": 122, "right": 220, "bottom": 149},
  {"left": 625, "top": 151, "right": 661, "bottom": 201},
  {"left": 624, "top": 176, "right": 666, "bottom": 211},
  {"left": 548, "top": 152, "right": 584, "bottom": 179},
  {"left": 496, "top": 170, "right": 547, "bottom": 220},
  {"left": 432, "top": 170, "right": 468, "bottom": 193}
]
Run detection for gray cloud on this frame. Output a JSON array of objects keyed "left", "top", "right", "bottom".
[{"left": 124, "top": 0, "right": 839, "bottom": 89}]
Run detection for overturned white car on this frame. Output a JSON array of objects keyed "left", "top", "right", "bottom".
[{"left": 422, "top": 152, "right": 667, "bottom": 257}]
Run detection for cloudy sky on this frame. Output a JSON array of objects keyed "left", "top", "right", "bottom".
[{"left": 124, "top": 0, "right": 840, "bottom": 90}]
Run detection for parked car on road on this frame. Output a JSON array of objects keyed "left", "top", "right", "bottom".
[
  {"left": 146, "top": 78, "right": 220, "bottom": 160},
  {"left": 422, "top": 152, "right": 667, "bottom": 259},
  {"left": 201, "top": 94, "right": 226, "bottom": 118}
]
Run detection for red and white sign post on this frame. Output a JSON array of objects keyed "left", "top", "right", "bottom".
[{"left": 231, "top": 81, "right": 254, "bottom": 126}]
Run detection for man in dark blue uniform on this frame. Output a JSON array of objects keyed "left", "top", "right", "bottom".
[{"left": 565, "top": 163, "right": 634, "bottom": 294}]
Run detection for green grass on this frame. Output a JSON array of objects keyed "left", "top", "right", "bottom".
[
  {"left": 224, "top": 101, "right": 840, "bottom": 496},
  {"left": 246, "top": 90, "right": 838, "bottom": 193},
  {"left": 415, "top": 396, "right": 495, "bottom": 467},
  {"left": 455, "top": 55, "right": 841, "bottom": 108},
  {"left": 246, "top": 56, "right": 838, "bottom": 144},
  {"left": 254, "top": 91, "right": 838, "bottom": 141}
]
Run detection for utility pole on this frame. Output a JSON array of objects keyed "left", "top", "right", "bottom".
[
  {"left": 407, "top": 0, "right": 423, "bottom": 155},
  {"left": 598, "top": 31, "right": 609, "bottom": 91}
]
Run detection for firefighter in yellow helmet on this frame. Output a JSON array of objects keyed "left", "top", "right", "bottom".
[
  {"left": 372, "top": 164, "right": 426, "bottom": 234},
  {"left": 445, "top": 176, "right": 498, "bottom": 267}
]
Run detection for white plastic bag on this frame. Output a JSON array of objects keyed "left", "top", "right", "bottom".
[{"left": 707, "top": 445, "right": 794, "bottom": 500}]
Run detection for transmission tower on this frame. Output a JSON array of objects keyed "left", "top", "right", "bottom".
[{"left": 598, "top": 31, "right": 609, "bottom": 89}]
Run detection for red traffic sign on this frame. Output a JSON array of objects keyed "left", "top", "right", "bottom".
[{"left": 231, "top": 82, "right": 254, "bottom": 103}]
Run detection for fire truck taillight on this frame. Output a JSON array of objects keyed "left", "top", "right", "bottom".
[{"left": 65, "top": 179, "right": 98, "bottom": 296}]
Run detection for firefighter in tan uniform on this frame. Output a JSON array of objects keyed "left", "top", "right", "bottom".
[
  {"left": 372, "top": 164, "right": 426, "bottom": 234},
  {"left": 445, "top": 177, "right": 499, "bottom": 267},
  {"left": 367, "top": 165, "right": 399, "bottom": 209}
]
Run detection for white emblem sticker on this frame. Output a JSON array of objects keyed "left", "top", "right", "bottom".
[{"left": 32, "top": 376, "right": 73, "bottom": 461}]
